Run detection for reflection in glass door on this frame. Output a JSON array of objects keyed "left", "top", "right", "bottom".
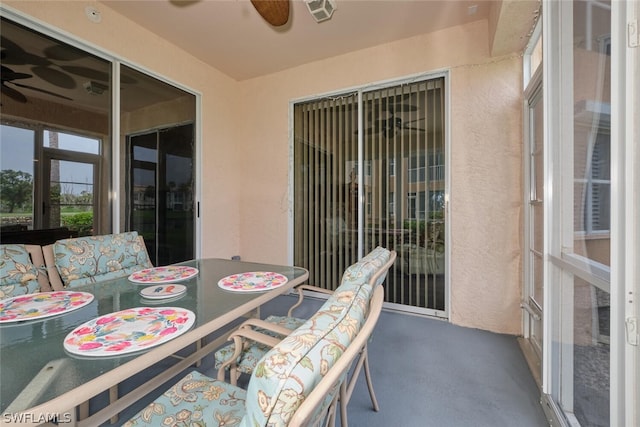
[
  {"left": 546, "top": 1, "right": 612, "bottom": 425},
  {"left": 43, "top": 157, "right": 98, "bottom": 237},
  {"left": 128, "top": 124, "right": 194, "bottom": 266}
]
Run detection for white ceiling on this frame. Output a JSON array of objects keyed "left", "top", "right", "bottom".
[{"left": 99, "top": 0, "right": 497, "bottom": 81}]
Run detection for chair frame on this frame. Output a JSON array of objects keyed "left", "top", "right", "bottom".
[
  {"left": 291, "top": 285, "right": 386, "bottom": 427},
  {"left": 218, "top": 251, "right": 396, "bottom": 425},
  {"left": 24, "top": 244, "right": 51, "bottom": 292}
]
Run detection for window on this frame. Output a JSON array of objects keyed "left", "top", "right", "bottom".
[
  {"left": 574, "top": 130, "right": 611, "bottom": 235},
  {"left": 408, "top": 155, "right": 426, "bottom": 183}
]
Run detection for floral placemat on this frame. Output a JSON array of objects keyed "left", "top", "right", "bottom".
[
  {"left": 63, "top": 307, "right": 195, "bottom": 357},
  {"left": 0, "top": 291, "right": 94, "bottom": 324},
  {"left": 128, "top": 266, "right": 198, "bottom": 284},
  {"left": 139, "top": 284, "right": 187, "bottom": 300},
  {"left": 217, "top": 271, "right": 288, "bottom": 293}
]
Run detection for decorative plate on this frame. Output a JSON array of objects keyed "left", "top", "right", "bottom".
[
  {"left": 139, "top": 284, "right": 187, "bottom": 300},
  {"left": 217, "top": 271, "right": 288, "bottom": 293},
  {"left": 140, "top": 295, "right": 186, "bottom": 305},
  {"left": 128, "top": 266, "right": 199, "bottom": 284},
  {"left": 0, "top": 291, "right": 94, "bottom": 324},
  {"left": 63, "top": 307, "right": 195, "bottom": 357}
]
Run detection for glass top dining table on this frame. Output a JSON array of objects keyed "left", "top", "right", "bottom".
[{"left": 0, "top": 258, "right": 308, "bottom": 426}]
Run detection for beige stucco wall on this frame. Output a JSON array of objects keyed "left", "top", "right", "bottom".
[{"left": 3, "top": 2, "right": 524, "bottom": 335}]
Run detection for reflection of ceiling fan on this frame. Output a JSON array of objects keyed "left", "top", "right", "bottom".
[
  {"left": 361, "top": 98, "right": 424, "bottom": 138},
  {"left": 1, "top": 64, "right": 72, "bottom": 103}
]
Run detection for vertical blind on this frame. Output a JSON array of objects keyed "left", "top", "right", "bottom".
[{"left": 294, "top": 77, "right": 446, "bottom": 313}]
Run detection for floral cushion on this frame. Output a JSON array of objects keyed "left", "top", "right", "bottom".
[
  {"left": 343, "top": 246, "right": 392, "bottom": 287},
  {"left": 0, "top": 244, "right": 41, "bottom": 298},
  {"left": 53, "top": 231, "right": 152, "bottom": 287},
  {"left": 241, "top": 268, "right": 374, "bottom": 426},
  {"left": 123, "top": 370, "right": 246, "bottom": 427},
  {"left": 214, "top": 316, "right": 306, "bottom": 374}
]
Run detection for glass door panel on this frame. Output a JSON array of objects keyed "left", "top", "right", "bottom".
[
  {"left": 128, "top": 124, "right": 194, "bottom": 266},
  {"left": 130, "top": 133, "right": 157, "bottom": 262},
  {"left": 571, "top": 277, "right": 610, "bottom": 426},
  {"left": 121, "top": 64, "right": 196, "bottom": 266},
  {"left": 158, "top": 125, "right": 194, "bottom": 265},
  {"left": 293, "top": 76, "right": 447, "bottom": 315}
]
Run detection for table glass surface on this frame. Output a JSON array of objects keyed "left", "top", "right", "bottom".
[{"left": 0, "top": 258, "right": 307, "bottom": 413}]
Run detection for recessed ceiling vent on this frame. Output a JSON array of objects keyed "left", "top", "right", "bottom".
[{"left": 305, "top": 0, "right": 337, "bottom": 23}]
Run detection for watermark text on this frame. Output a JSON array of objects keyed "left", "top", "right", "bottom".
[{"left": 2, "top": 412, "right": 73, "bottom": 424}]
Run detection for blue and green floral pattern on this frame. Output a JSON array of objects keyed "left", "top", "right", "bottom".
[
  {"left": 53, "top": 231, "right": 152, "bottom": 288},
  {"left": 123, "top": 371, "right": 246, "bottom": 427},
  {"left": 0, "top": 244, "right": 41, "bottom": 299}
]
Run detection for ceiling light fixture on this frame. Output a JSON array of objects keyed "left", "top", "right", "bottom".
[{"left": 305, "top": 0, "right": 337, "bottom": 23}]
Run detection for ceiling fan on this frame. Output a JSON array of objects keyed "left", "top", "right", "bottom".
[
  {"left": 250, "top": 0, "right": 290, "bottom": 26},
  {"left": 360, "top": 98, "right": 424, "bottom": 138},
  {"left": 1, "top": 64, "right": 72, "bottom": 104}
]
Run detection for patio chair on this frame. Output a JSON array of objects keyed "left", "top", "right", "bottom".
[
  {"left": 0, "top": 243, "right": 51, "bottom": 297},
  {"left": 124, "top": 272, "right": 386, "bottom": 427},
  {"left": 215, "top": 247, "right": 396, "bottom": 423},
  {"left": 43, "top": 231, "right": 152, "bottom": 289}
]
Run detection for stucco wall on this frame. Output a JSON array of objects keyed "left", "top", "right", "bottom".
[{"left": 3, "top": 2, "right": 524, "bottom": 335}]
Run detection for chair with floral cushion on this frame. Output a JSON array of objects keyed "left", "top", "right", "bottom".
[
  {"left": 0, "top": 244, "right": 51, "bottom": 298},
  {"left": 214, "top": 247, "right": 396, "bottom": 425},
  {"left": 42, "top": 231, "right": 152, "bottom": 289},
  {"left": 124, "top": 267, "right": 386, "bottom": 427}
]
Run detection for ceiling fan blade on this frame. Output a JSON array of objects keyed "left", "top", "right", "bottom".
[
  {"left": 169, "top": 0, "right": 201, "bottom": 6},
  {"left": 0, "top": 37, "right": 51, "bottom": 66},
  {"left": 12, "top": 81, "right": 73, "bottom": 100},
  {"left": 43, "top": 44, "right": 88, "bottom": 61},
  {"left": 59, "top": 65, "right": 110, "bottom": 83},
  {"left": 31, "top": 66, "right": 76, "bottom": 89},
  {"left": 1, "top": 83, "right": 27, "bottom": 103},
  {"left": 251, "top": 0, "right": 290, "bottom": 27},
  {"left": 1, "top": 65, "right": 32, "bottom": 81}
]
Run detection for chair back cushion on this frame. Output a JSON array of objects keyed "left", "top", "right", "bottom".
[
  {"left": 0, "top": 244, "right": 41, "bottom": 298},
  {"left": 342, "top": 246, "right": 392, "bottom": 288},
  {"left": 53, "top": 232, "right": 152, "bottom": 287},
  {"left": 241, "top": 259, "right": 379, "bottom": 426}
]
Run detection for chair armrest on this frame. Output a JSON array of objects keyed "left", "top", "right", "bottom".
[
  {"left": 216, "top": 329, "right": 281, "bottom": 380},
  {"left": 238, "top": 318, "right": 293, "bottom": 336},
  {"left": 288, "top": 284, "right": 334, "bottom": 316}
]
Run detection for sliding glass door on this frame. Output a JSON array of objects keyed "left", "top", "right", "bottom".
[
  {"left": 128, "top": 124, "right": 194, "bottom": 266},
  {"left": 293, "top": 75, "right": 447, "bottom": 315}
]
